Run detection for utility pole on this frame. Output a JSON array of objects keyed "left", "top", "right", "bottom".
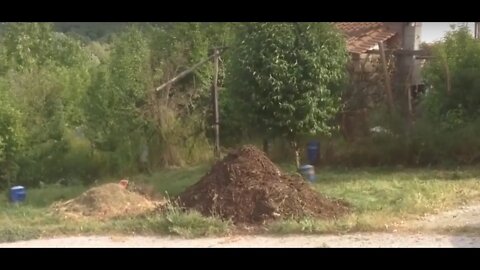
[
  {"left": 153, "top": 47, "right": 228, "bottom": 160},
  {"left": 212, "top": 48, "right": 220, "bottom": 160}
]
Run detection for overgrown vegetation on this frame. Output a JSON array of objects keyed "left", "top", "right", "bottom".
[
  {"left": 323, "top": 26, "right": 480, "bottom": 167},
  {"left": 226, "top": 23, "right": 348, "bottom": 167},
  {"left": 1, "top": 166, "right": 480, "bottom": 242},
  {"left": 0, "top": 23, "right": 233, "bottom": 189},
  {"left": 2, "top": 22, "right": 480, "bottom": 241}
]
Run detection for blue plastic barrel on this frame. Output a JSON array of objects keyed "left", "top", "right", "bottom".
[
  {"left": 307, "top": 141, "right": 320, "bottom": 165},
  {"left": 299, "top": 165, "right": 316, "bottom": 182},
  {"left": 10, "top": 186, "right": 26, "bottom": 203}
]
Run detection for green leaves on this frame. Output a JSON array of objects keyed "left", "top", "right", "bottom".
[
  {"left": 423, "top": 26, "right": 480, "bottom": 124},
  {"left": 83, "top": 26, "right": 151, "bottom": 161},
  {"left": 0, "top": 23, "right": 96, "bottom": 185},
  {"left": 227, "top": 23, "right": 348, "bottom": 140},
  {"left": 0, "top": 86, "right": 24, "bottom": 187},
  {"left": 2, "top": 23, "right": 90, "bottom": 72}
]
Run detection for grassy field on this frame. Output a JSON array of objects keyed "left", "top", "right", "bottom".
[
  {"left": 2, "top": 165, "right": 480, "bottom": 242},
  {"left": 269, "top": 166, "right": 480, "bottom": 234}
]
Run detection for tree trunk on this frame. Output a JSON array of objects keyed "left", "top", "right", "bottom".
[
  {"left": 212, "top": 49, "right": 220, "bottom": 160},
  {"left": 291, "top": 140, "right": 300, "bottom": 169},
  {"left": 263, "top": 138, "right": 269, "bottom": 155},
  {"left": 378, "top": 41, "right": 394, "bottom": 113}
]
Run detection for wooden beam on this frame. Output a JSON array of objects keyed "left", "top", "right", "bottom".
[
  {"left": 378, "top": 42, "right": 394, "bottom": 113},
  {"left": 212, "top": 49, "right": 220, "bottom": 159},
  {"left": 475, "top": 22, "right": 480, "bottom": 39},
  {"left": 394, "top": 49, "right": 430, "bottom": 56},
  {"left": 414, "top": 56, "right": 435, "bottom": 60},
  {"left": 366, "top": 49, "right": 430, "bottom": 57},
  {"left": 406, "top": 64, "right": 414, "bottom": 119},
  {"left": 442, "top": 56, "right": 451, "bottom": 95},
  {"left": 155, "top": 46, "right": 229, "bottom": 92},
  {"left": 155, "top": 54, "right": 215, "bottom": 92},
  {"left": 365, "top": 49, "right": 393, "bottom": 54}
]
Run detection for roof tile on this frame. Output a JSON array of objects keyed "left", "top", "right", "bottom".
[{"left": 334, "top": 22, "right": 398, "bottom": 54}]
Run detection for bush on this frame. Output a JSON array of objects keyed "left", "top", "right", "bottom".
[{"left": 422, "top": 26, "right": 480, "bottom": 122}]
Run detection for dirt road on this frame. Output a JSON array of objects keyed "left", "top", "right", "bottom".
[
  {"left": 1, "top": 233, "right": 480, "bottom": 247},
  {"left": 2, "top": 204, "right": 480, "bottom": 248},
  {"left": 410, "top": 203, "right": 480, "bottom": 231}
]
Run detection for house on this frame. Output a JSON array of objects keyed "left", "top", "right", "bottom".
[
  {"left": 334, "top": 22, "right": 423, "bottom": 86},
  {"left": 333, "top": 22, "right": 424, "bottom": 140},
  {"left": 334, "top": 22, "right": 401, "bottom": 54}
]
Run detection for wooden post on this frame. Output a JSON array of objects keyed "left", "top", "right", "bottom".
[
  {"left": 378, "top": 41, "right": 394, "bottom": 112},
  {"left": 290, "top": 140, "right": 300, "bottom": 169},
  {"left": 152, "top": 47, "right": 228, "bottom": 160},
  {"left": 441, "top": 55, "right": 451, "bottom": 95},
  {"left": 475, "top": 22, "right": 480, "bottom": 39},
  {"left": 406, "top": 64, "right": 414, "bottom": 117},
  {"left": 213, "top": 49, "right": 220, "bottom": 159},
  {"left": 263, "top": 138, "right": 269, "bottom": 155}
]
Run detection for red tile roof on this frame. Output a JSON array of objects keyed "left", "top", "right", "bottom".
[{"left": 334, "top": 22, "right": 398, "bottom": 54}]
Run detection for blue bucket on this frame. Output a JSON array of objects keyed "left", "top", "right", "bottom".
[
  {"left": 299, "top": 165, "right": 316, "bottom": 182},
  {"left": 10, "top": 186, "right": 26, "bottom": 203}
]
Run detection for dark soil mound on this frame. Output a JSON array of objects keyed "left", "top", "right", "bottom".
[{"left": 178, "top": 145, "right": 349, "bottom": 224}]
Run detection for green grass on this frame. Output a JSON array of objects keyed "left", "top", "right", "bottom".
[
  {"left": 26, "top": 185, "right": 86, "bottom": 207},
  {"left": 2, "top": 165, "right": 480, "bottom": 242},
  {"left": 267, "top": 166, "right": 480, "bottom": 234},
  {"left": 314, "top": 168, "right": 480, "bottom": 216},
  {"left": 106, "top": 208, "right": 230, "bottom": 238},
  {"left": 0, "top": 202, "right": 230, "bottom": 242},
  {"left": 0, "top": 165, "right": 227, "bottom": 242},
  {"left": 0, "top": 203, "right": 106, "bottom": 242},
  {"left": 128, "top": 164, "right": 210, "bottom": 197}
]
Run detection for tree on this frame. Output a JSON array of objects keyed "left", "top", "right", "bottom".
[
  {"left": 0, "top": 23, "right": 94, "bottom": 185},
  {"left": 2, "top": 23, "right": 89, "bottom": 70},
  {"left": 144, "top": 23, "right": 234, "bottom": 165},
  {"left": 84, "top": 26, "right": 152, "bottom": 173},
  {"left": 0, "top": 84, "right": 23, "bottom": 188},
  {"left": 227, "top": 23, "right": 348, "bottom": 167},
  {"left": 422, "top": 26, "right": 480, "bottom": 127}
]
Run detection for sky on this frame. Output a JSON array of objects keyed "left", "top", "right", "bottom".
[{"left": 422, "top": 22, "right": 475, "bottom": 43}]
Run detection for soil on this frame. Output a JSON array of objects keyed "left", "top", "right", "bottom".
[
  {"left": 178, "top": 145, "right": 349, "bottom": 224},
  {"left": 407, "top": 203, "right": 480, "bottom": 231}
]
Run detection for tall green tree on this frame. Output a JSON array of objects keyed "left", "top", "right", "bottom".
[
  {"left": 84, "top": 27, "right": 152, "bottom": 173},
  {"left": 227, "top": 23, "right": 348, "bottom": 167},
  {"left": 423, "top": 26, "right": 480, "bottom": 127},
  {"left": 2, "top": 23, "right": 88, "bottom": 70},
  {"left": 0, "top": 83, "right": 23, "bottom": 187},
  {"left": 0, "top": 23, "right": 93, "bottom": 185}
]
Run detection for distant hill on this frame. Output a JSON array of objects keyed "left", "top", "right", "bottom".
[
  {"left": 53, "top": 22, "right": 132, "bottom": 41},
  {"left": 0, "top": 22, "right": 142, "bottom": 41},
  {"left": 0, "top": 22, "right": 174, "bottom": 42}
]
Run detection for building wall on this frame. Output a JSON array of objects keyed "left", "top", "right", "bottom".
[{"left": 390, "top": 22, "right": 423, "bottom": 86}]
